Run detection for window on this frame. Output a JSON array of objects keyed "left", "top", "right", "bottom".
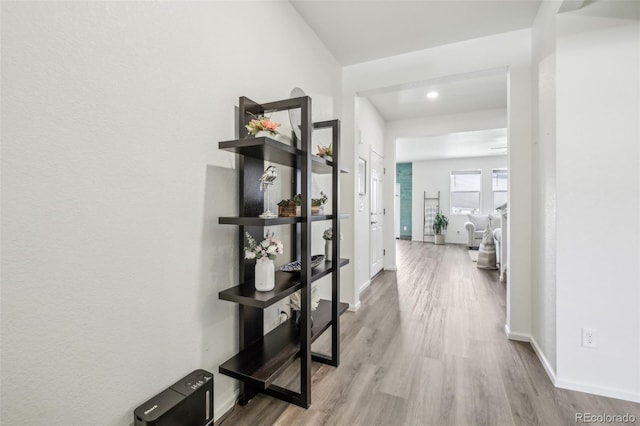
[
  {"left": 450, "top": 170, "right": 481, "bottom": 215},
  {"left": 492, "top": 168, "right": 508, "bottom": 212}
]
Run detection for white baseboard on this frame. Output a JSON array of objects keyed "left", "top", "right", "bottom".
[
  {"left": 504, "top": 324, "right": 531, "bottom": 342},
  {"left": 214, "top": 388, "right": 239, "bottom": 422},
  {"left": 503, "top": 328, "right": 638, "bottom": 403},
  {"left": 348, "top": 301, "right": 361, "bottom": 312},
  {"left": 529, "top": 336, "right": 557, "bottom": 384},
  {"left": 384, "top": 266, "right": 397, "bottom": 271},
  {"left": 359, "top": 279, "right": 371, "bottom": 294},
  {"left": 554, "top": 378, "right": 640, "bottom": 403}
]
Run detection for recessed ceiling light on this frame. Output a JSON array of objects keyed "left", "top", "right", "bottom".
[{"left": 426, "top": 91, "right": 439, "bottom": 99}]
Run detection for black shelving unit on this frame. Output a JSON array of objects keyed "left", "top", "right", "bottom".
[{"left": 217, "top": 95, "right": 348, "bottom": 409}]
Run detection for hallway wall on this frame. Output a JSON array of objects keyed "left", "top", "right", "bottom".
[
  {"left": 555, "top": 1, "right": 640, "bottom": 402},
  {"left": 354, "top": 96, "right": 386, "bottom": 302},
  {"left": 1, "top": 2, "right": 342, "bottom": 424}
]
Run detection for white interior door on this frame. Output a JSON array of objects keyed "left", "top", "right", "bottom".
[{"left": 370, "top": 152, "right": 384, "bottom": 277}]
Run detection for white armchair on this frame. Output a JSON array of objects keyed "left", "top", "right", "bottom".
[
  {"left": 464, "top": 214, "right": 501, "bottom": 249},
  {"left": 493, "top": 227, "right": 502, "bottom": 266}
]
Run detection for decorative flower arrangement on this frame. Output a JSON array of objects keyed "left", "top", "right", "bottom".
[
  {"left": 244, "top": 231, "right": 284, "bottom": 260},
  {"left": 323, "top": 227, "right": 343, "bottom": 241},
  {"left": 288, "top": 287, "right": 320, "bottom": 312},
  {"left": 246, "top": 115, "right": 281, "bottom": 136},
  {"left": 316, "top": 144, "right": 333, "bottom": 158}
]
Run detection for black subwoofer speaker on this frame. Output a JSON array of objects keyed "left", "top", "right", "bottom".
[{"left": 134, "top": 369, "right": 213, "bottom": 426}]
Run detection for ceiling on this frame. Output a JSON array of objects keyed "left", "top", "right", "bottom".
[
  {"left": 396, "top": 128, "right": 507, "bottom": 162},
  {"left": 362, "top": 68, "right": 507, "bottom": 121},
  {"left": 290, "top": 0, "right": 542, "bottom": 65},
  {"left": 290, "top": 1, "right": 518, "bottom": 160}
]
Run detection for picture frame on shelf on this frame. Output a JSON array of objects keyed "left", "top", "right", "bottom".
[{"left": 358, "top": 157, "right": 366, "bottom": 195}]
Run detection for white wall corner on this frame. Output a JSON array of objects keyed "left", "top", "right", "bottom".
[
  {"left": 359, "top": 279, "right": 371, "bottom": 294},
  {"left": 530, "top": 336, "right": 557, "bottom": 385},
  {"left": 504, "top": 324, "right": 531, "bottom": 342},
  {"left": 214, "top": 388, "right": 239, "bottom": 422},
  {"left": 348, "top": 301, "right": 361, "bottom": 312}
]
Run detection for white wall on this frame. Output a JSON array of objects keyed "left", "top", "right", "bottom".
[
  {"left": 0, "top": 2, "right": 342, "bottom": 424},
  {"left": 387, "top": 108, "right": 507, "bottom": 140},
  {"left": 354, "top": 97, "right": 386, "bottom": 299},
  {"left": 555, "top": 1, "right": 640, "bottom": 402},
  {"left": 411, "top": 156, "right": 507, "bottom": 244},
  {"left": 530, "top": 0, "right": 560, "bottom": 378},
  {"left": 345, "top": 28, "right": 533, "bottom": 337}
]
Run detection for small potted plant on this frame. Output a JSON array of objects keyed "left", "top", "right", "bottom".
[
  {"left": 432, "top": 212, "right": 449, "bottom": 245},
  {"left": 244, "top": 231, "right": 284, "bottom": 291},
  {"left": 277, "top": 194, "right": 302, "bottom": 217},
  {"left": 245, "top": 114, "right": 281, "bottom": 138},
  {"left": 316, "top": 144, "right": 333, "bottom": 161},
  {"left": 279, "top": 193, "right": 327, "bottom": 216},
  {"left": 312, "top": 192, "right": 328, "bottom": 215}
]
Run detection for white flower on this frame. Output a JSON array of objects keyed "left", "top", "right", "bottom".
[{"left": 244, "top": 231, "right": 284, "bottom": 261}]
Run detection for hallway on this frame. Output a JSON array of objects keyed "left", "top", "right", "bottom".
[{"left": 219, "top": 241, "right": 639, "bottom": 425}]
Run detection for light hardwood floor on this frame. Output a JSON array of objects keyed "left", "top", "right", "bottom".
[{"left": 218, "top": 241, "right": 640, "bottom": 425}]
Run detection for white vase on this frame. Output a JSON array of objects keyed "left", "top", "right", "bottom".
[
  {"left": 255, "top": 257, "right": 275, "bottom": 291},
  {"left": 325, "top": 240, "right": 333, "bottom": 262}
]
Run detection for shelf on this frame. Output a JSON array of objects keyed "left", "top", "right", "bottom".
[
  {"left": 220, "top": 97, "right": 343, "bottom": 408},
  {"left": 218, "top": 300, "right": 349, "bottom": 390},
  {"left": 311, "top": 156, "right": 350, "bottom": 174},
  {"left": 219, "top": 137, "right": 301, "bottom": 168},
  {"left": 311, "top": 214, "right": 349, "bottom": 222},
  {"left": 311, "top": 258, "right": 349, "bottom": 283},
  {"left": 218, "top": 258, "right": 349, "bottom": 307},
  {"left": 219, "top": 216, "right": 303, "bottom": 226},
  {"left": 219, "top": 272, "right": 303, "bottom": 308},
  {"left": 219, "top": 137, "right": 348, "bottom": 174},
  {"left": 219, "top": 214, "right": 349, "bottom": 226}
]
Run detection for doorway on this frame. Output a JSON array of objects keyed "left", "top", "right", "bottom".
[{"left": 370, "top": 151, "right": 384, "bottom": 277}]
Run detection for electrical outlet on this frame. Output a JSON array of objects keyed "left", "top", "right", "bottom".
[
  {"left": 582, "top": 328, "right": 597, "bottom": 348},
  {"left": 403, "top": 226, "right": 407, "bottom": 231}
]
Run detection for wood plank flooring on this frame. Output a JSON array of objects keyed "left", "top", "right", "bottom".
[{"left": 218, "top": 241, "right": 640, "bottom": 425}]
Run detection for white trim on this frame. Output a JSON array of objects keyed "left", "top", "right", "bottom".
[
  {"left": 504, "top": 324, "right": 530, "bottom": 342},
  {"left": 348, "top": 301, "right": 361, "bottom": 312},
  {"left": 503, "top": 327, "right": 640, "bottom": 404},
  {"left": 359, "top": 279, "right": 371, "bottom": 294},
  {"left": 214, "top": 388, "right": 239, "bottom": 422},
  {"left": 530, "top": 336, "right": 557, "bottom": 384},
  {"left": 384, "top": 266, "right": 397, "bottom": 271},
  {"left": 554, "top": 378, "right": 640, "bottom": 404}
]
